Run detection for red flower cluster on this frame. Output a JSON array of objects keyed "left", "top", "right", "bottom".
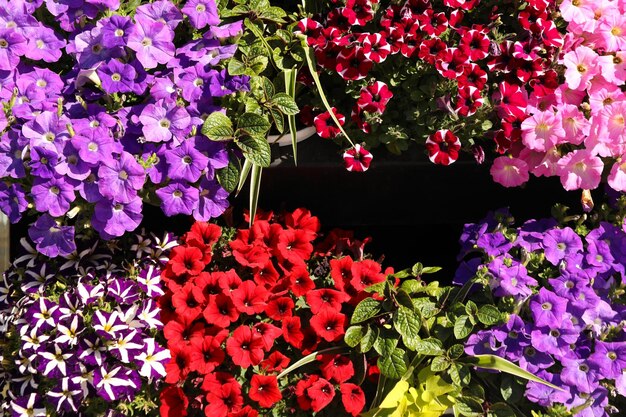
[
  {"left": 158, "top": 209, "right": 385, "bottom": 417},
  {"left": 300, "top": 0, "right": 563, "bottom": 165}
]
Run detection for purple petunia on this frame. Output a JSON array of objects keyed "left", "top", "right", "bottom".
[
  {"left": 164, "top": 137, "right": 209, "bottom": 182},
  {"left": 139, "top": 99, "right": 191, "bottom": 143},
  {"left": 97, "top": 151, "right": 145, "bottom": 203},
  {"left": 156, "top": 180, "right": 199, "bottom": 216},
  {"left": 194, "top": 177, "right": 229, "bottom": 220},
  {"left": 0, "top": 28, "right": 27, "bottom": 70},
  {"left": 127, "top": 15, "right": 175, "bottom": 69},
  {"left": 542, "top": 227, "right": 583, "bottom": 265},
  {"left": 28, "top": 214, "right": 76, "bottom": 258},
  {"left": 101, "top": 15, "right": 133, "bottom": 48},
  {"left": 0, "top": 183, "right": 28, "bottom": 224},
  {"left": 97, "top": 60, "right": 137, "bottom": 94},
  {"left": 91, "top": 198, "right": 143, "bottom": 239},
  {"left": 182, "top": 0, "right": 219, "bottom": 29},
  {"left": 31, "top": 175, "right": 76, "bottom": 217}
]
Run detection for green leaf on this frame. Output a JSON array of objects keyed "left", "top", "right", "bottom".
[
  {"left": 465, "top": 300, "right": 478, "bottom": 317},
  {"left": 448, "top": 363, "right": 471, "bottom": 386},
  {"left": 360, "top": 325, "right": 378, "bottom": 353},
  {"left": 413, "top": 299, "right": 439, "bottom": 319},
  {"left": 462, "top": 355, "right": 566, "bottom": 391},
  {"left": 477, "top": 305, "right": 504, "bottom": 326},
  {"left": 421, "top": 266, "right": 442, "bottom": 274},
  {"left": 374, "top": 336, "right": 398, "bottom": 357},
  {"left": 394, "top": 306, "right": 421, "bottom": 351},
  {"left": 351, "top": 298, "right": 381, "bottom": 324},
  {"left": 394, "top": 289, "right": 414, "bottom": 310},
  {"left": 261, "top": 76, "right": 275, "bottom": 98},
  {"left": 237, "top": 112, "right": 271, "bottom": 136},
  {"left": 487, "top": 403, "right": 517, "bottom": 417},
  {"left": 431, "top": 356, "right": 450, "bottom": 372},
  {"left": 236, "top": 158, "right": 253, "bottom": 196},
  {"left": 227, "top": 58, "right": 246, "bottom": 76},
  {"left": 248, "top": 55, "right": 269, "bottom": 74},
  {"left": 272, "top": 92, "right": 300, "bottom": 115},
  {"left": 378, "top": 348, "right": 407, "bottom": 379},
  {"left": 414, "top": 338, "right": 444, "bottom": 356},
  {"left": 201, "top": 112, "right": 234, "bottom": 141},
  {"left": 248, "top": 163, "right": 262, "bottom": 227},
  {"left": 454, "top": 396, "right": 484, "bottom": 417},
  {"left": 378, "top": 380, "right": 410, "bottom": 409},
  {"left": 411, "top": 262, "right": 423, "bottom": 276},
  {"left": 237, "top": 135, "right": 271, "bottom": 168},
  {"left": 454, "top": 315, "right": 474, "bottom": 340},
  {"left": 216, "top": 161, "right": 240, "bottom": 193},
  {"left": 447, "top": 344, "right": 465, "bottom": 360},
  {"left": 344, "top": 326, "right": 365, "bottom": 348},
  {"left": 283, "top": 68, "right": 298, "bottom": 165},
  {"left": 268, "top": 108, "right": 284, "bottom": 134}
]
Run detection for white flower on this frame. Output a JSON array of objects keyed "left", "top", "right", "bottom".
[
  {"left": 56, "top": 315, "right": 82, "bottom": 346},
  {"left": 136, "top": 338, "right": 170, "bottom": 380},
  {"left": 11, "top": 393, "right": 46, "bottom": 417}
]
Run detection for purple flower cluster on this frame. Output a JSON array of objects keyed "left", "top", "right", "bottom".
[
  {"left": 0, "top": 230, "right": 178, "bottom": 416},
  {"left": 0, "top": 0, "right": 248, "bottom": 257},
  {"left": 458, "top": 212, "right": 626, "bottom": 417}
]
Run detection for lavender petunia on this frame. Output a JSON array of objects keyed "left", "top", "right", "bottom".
[
  {"left": 97, "top": 151, "right": 145, "bottom": 203},
  {"left": 182, "top": 0, "right": 219, "bottom": 29},
  {"left": 135, "top": 0, "right": 183, "bottom": 29},
  {"left": 588, "top": 341, "right": 626, "bottom": 379},
  {"left": 23, "top": 25, "right": 66, "bottom": 62},
  {"left": 0, "top": 183, "right": 28, "bottom": 224},
  {"left": 55, "top": 142, "right": 92, "bottom": 181},
  {"left": 127, "top": 15, "right": 174, "bottom": 69},
  {"left": 207, "top": 20, "right": 244, "bottom": 39},
  {"left": 164, "top": 137, "right": 209, "bottom": 182},
  {"left": 0, "top": 28, "right": 27, "bottom": 71},
  {"left": 156, "top": 181, "right": 199, "bottom": 216},
  {"left": 72, "top": 128, "right": 122, "bottom": 165},
  {"left": 0, "top": 130, "right": 27, "bottom": 179},
  {"left": 22, "top": 111, "right": 69, "bottom": 152},
  {"left": 529, "top": 288, "right": 568, "bottom": 328},
  {"left": 139, "top": 99, "right": 191, "bottom": 143},
  {"left": 194, "top": 177, "right": 229, "bottom": 220},
  {"left": 31, "top": 175, "right": 76, "bottom": 217},
  {"left": 92, "top": 198, "right": 143, "bottom": 239},
  {"left": 542, "top": 227, "right": 583, "bottom": 265},
  {"left": 28, "top": 214, "right": 76, "bottom": 258},
  {"left": 97, "top": 59, "right": 136, "bottom": 94},
  {"left": 101, "top": 15, "right": 133, "bottom": 48}
]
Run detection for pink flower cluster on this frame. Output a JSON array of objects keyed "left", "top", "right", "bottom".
[{"left": 491, "top": 0, "right": 626, "bottom": 192}]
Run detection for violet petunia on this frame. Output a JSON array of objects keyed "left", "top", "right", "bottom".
[
  {"left": 0, "top": 28, "right": 27, "bottom": 71},
  {"left": 91, "top": 198, "right": 143, "bottom": 239},
  {"left": 139, "top": 99, "right": 191, "bottom": 143},
  {"left": 182, "top": 0, "right": 219, "bottom": 29},
  {"left": 136, "top": 338, "right": 170, "bottom": 380},
  {"left": 194, "top": 177, "right": 229, "bottom": 221},
  {"left": 72, "top": 129, "right": 122, "bottom": 165},
  {"left": 156, "top": 181, "right": 199, "bottom": 216},
  {"left": 127, "top": 15, "right": 175, "bottom": 69},
  {"left": 164, "top": 137, "right": 209, "bottom": 182},
  {"left": 97, "top": 59, "right": 136, "bottom": 94},
  {"left": 542, "top": 227, "right": 583, "bottom": 265},
  {"left": 97, "top": 151, "right": 145, "bottom": 203},
  {"left": 136, "top": 0, "right": 183, "bottom": 29},
  {"left": 24, "top": 25, "right": 66, "bottom": 63},
  {"left": 27, "top": 214, "right": 76, "bottom": 258},
  {"left": 0, "top": 183, "right": 28, "bottom": 224},
  {"left": 101, "top": 15, "right": 133, "bottom": 48},
  {"left": 31, "top": 175, "right": 76, "bottom": 217},
  {"left": 529, "top": 288, "right": 568, "bottom": 328},
  {"left": 46, "top": 378, "right": 83, "bottom": 414}
]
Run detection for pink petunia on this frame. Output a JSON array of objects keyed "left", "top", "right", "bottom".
[
  {"left": 559, "top": 0, "right": 595, "bottom": 25},
  {"left": 608, "top": 158, "right": 626, "bottom": 192},
  {"left": 562, "top": 46, "right": 599, "bottom": 91},
  {"left": 490, "top": 156, "right": 530, "bottom": 188},
  {"left": 557, "top": 149, "right": 604, "bottom": 190},
  {"left": 596, "top": 14, "right": 626, "bottom": 52},
  {"left": 560, "top": 104, "right": 590, "bottom": 145},
  {"left": 521, "top": 111, "right": 565, "bottom": 152}
]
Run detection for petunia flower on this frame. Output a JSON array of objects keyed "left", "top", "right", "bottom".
[
  {"left": 490, "top": 156, "right": 530, "bottom": 188},
  {"left": 101, "top": 15, "right": 133, "bottom": 48},
  {"left": 225, "top": 326, "right": 264, "bottom": 368},
  {"left": 97, "top": 151, "right": 145, "bottom": 203},
  {"left": 28, "top": 214, "right": 76, "bottom": 258},
  {"left": 92, "top": 198, "right": 143, "bottom": 239},
  {"left": 193, "top": 177, "right": 229, "bottom": 221},
  {"left": 425, "top": 129, "right": 461, "bottom": 165},
  {"left": 93, "top": 365, "right": 138, "bottom": 402},
  {"left": 97, "top": 59, "right": 136, "bottom": 94},
  {"left": 343, "top": 144, "right": 373, "bottom": 172},
  {"left": 24, "top": 26, "right": 66, "bottom": 62},
  {"left": 136, "top": 338, "right": 171, "bottom": 380},
  {"left": 0, "top": 28, "right": 27, "bottom": 70},
  {"left": 56, "top": 315, "right": 83, "bottom": 346},
  {"left": 182, "top": 0, "right": 220, "bottom": 29},
  {"left": 556, "top": 149, "right": 604, "bottom": 191},
  {"left": 127, "top": 15, "right": 175, "bottom": 69},
  {"left": 10, "top": 394, "right": 46, "bottom": 417},
  {"left": 0, "top": 182, "right": 28, "bottom": 223},
  {"left": 249, "top": 374, "right": 282, "bottom": 408},
  {"left": 164, "top": 138, "right": 209, "bottom": 182},
  {"left": 46, "top": 378, "right": 83, "bottom": 413},
  {"left": 156, "top": 181, "right": 199, "bottom": 216},
  {"left": 139, "top": 99, "right": 192, "bottom": 143},
  {"left": 37, "top": 344, "right": 74, "bottom": 378}
]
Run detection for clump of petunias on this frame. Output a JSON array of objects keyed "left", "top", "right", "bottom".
[
  {"left": 0, "top": 228, "right": 177, "bottom": 415},
  {"left": 158, "top": 208, "right": 385, "bottom": 417},
  {"left": 0, "top": 0, "right": 247, "bottom": 258},
  {"left": 300, "top": 0, "right": 563, "bottom": 168},
  {"left": 457, "top": 205, "right": 626, "bottom": 417}
]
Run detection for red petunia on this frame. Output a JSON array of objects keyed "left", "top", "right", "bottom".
[
  {"left": 459, "top": 29, "right": 490, "bottom": 61},
  {"left": 361, "top": 33, "right": 391, "bottom": 63},
  {"left": 160, "top": 385, "right": 188, "bottom": 417},
  {"left": 282, "top": 316, "right": 304, "bottom": 348},
  {"left": 300, "top": 326, "right": 321, "bottom": 355},
  {"left": 343, "top": 144, "right": 373, "bottom": 172},
  {"left": 455, "top": 85, "right": 484, "bottom": 117},
  {"left": 249, "top": 374, "right": 282, "bottom": 408},
  {"left": 343, "top": 0, "right": 375, "bottom": 26},
  {"left": 230, "top": 406, "right": 259, "bottom": 417},
  {"left": 203, "top": 294, "right": 239, "bottom": 328},
  {"left": 253, "top": 322, "right": 282, "bottom": 351},
  {"left": 252, "top": 261, "right": 280, "bottom": 288},
  {"left": 350, "top": 259, "right": 386, "bottom": 291},
  {"left": 425, "top": 129, "right": 462, "bottom": 166},
  {"left": 201, "top": 371, "right": 238, "bottom": 393},
  {"left": 307, "top": 377, "right": 336, "bottom": 412},
  {"left": 287, "top": 266, "right": 315, "bottom": 297},
  {"left": 225, "top": 326, "right": 265, "bottom": 368},
  {"left": 261, "top": 351, "right": 290, "bottom": 372},
  {"left": 295, "top": 375, "right": 319, "bottom": 411},
  {"left": 276, "top": 228, "right": 313, "bottom": 263},
  {"left": 184, "top": 221, "right": 221, "bottom": 248},
  {"left": 357, "top": 81, "right": 393, "bottom": 114},
  {"left": 193, "top": 271, "right": 221, "bottom": 299},
  {"left": 314, "top": 108, "right": 345, "bottom": 139},
  {"left": 216, "top": 269, "right": 242, "bottom": 295},
  {"left": 305, "top": 288, "right": 348, "bottom": 313},
  {"left": 336, "top": 47, "right": 373, "bottom": 81},
  {"left": 265, "top": 296, "right": 294, "bottom": 321},
  {"left": 163, "top": 316, "right": 204, "bottom": 347},
  {"left": 171, "top": 282, "right": 205, "bottom": 321},
  {"left": 168, "top": 246, "right": 205, "bottom": 277},
  {"left": 230, "top": 230, "right": 271, "bottom": 268},
  {"left": 231, "top": 281, "right": 268, "bottom": 315},
  {"left": 285, "top": 208, "right": 320, "bottom": 240},
  {"left": 205, "top": 382, "right": 243, "bottom": 417},
  {"left": 165, "top": 345, "right": 192, "bottom": 384},
  {"left": 318, "top": 353, "right": 355, "bottom": 383},
  {"left": 310, "top": 308, "right": 346, "bottom": 342},
  {"left": 341, "top": 383, "right": 366, "bottom": 417},
  {"left": 330, "top": 256, "right": 353, "bottom": 291},
  {"left": 189, "top": 335, "right": 225, "bottom": 375}
]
